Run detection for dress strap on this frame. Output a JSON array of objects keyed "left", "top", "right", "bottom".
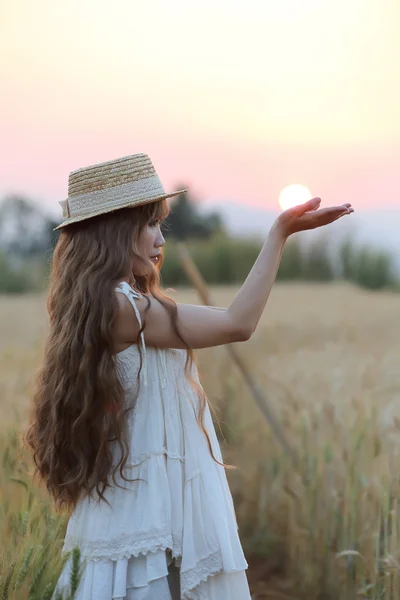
[{"left": 115, "top": 281, "right": 148, "bottom": 387}]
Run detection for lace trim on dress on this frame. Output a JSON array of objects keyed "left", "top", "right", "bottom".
[
  {"left": 62, "top": 526, "right": 183, "bottom": 562},
  {"left": 181, "top": 549, "right": 223, "bottom": 600}
]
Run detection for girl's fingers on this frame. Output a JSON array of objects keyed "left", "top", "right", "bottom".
[
  {"left": 280, "top": 199, "right": 355, "bottom": 234},
  {"left": 319, "top": 205, "right": 353, "bottom": 216},
  {"left": 341, "top": 203, "right": 354, "bottom": 214},
  {"left": 297, "top": 205, "right": 354, "bottom": 231},
  {"left": 288, "top": 200, "right": 353, "bottom": 218},
  {"left": 320, "top": 206, "right": 353, "bottom": 225},
  {"left": 291, "top": 197, "right": 321, "bottom": 216},
  {"left": 306, "top": 197, "right": 321, "bottom": 211}
]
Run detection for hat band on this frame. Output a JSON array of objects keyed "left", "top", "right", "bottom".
[{"left": 67, "top": 175, "right": 167, "bottom": 219}]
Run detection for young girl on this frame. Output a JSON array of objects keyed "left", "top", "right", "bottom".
[{"left": 24, "top": 153, "right": 354, "bottom": 600}]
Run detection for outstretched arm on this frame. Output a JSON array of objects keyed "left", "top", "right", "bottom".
[
  {"left": 115, "top": 198, "right": 353, "bottom": 350},
  {"left": 227, "top": 198, "right": 354, "bottom": 336}
]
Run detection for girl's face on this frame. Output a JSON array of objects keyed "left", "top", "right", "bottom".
[{"left": 133, "top": 217, "right": 165, "bottom": 276}]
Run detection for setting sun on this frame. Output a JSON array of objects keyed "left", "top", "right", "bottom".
[{"left": 279, "top": 184, "right": 312, "bottom": 211}]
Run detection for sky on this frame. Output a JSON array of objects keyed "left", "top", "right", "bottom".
[{"left": 1, "top": 0, "right": 399, "bottom": 219}]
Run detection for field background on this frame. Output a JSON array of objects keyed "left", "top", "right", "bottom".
[{"left": 1, "top": 282, "right": 400, "bottom": 599}]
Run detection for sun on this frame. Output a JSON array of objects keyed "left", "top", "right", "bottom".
[{"left": 279, "top": 184, "right": 312, "bottom": 211}]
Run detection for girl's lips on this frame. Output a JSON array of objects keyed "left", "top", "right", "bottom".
[{"left": 150, "top": 255, "right": 160, "bottom": 264}]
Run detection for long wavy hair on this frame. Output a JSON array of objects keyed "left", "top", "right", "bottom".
[{"left": 23, "top": 198, "right": 235, "bottom": 514}]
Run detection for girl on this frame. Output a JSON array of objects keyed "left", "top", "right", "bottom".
[{"left": 24, "top": 153, "right": 354, "bottom": 600}]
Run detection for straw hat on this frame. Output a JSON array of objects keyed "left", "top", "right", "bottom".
[{"left": 53, "top": 153, "right": 187, "bottom": 231}]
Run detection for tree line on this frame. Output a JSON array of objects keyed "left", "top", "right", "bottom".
[{"left": 0, "top": 192, "right": 397, "bottom": 293}]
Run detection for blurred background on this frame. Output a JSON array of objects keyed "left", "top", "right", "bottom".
[{"left": 1, "top": 1, "right": 400, "bottom": 598}]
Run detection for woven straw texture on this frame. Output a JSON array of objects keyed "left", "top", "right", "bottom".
[{"left": 54, "top": 153, "right": 187, "bottom": 230}]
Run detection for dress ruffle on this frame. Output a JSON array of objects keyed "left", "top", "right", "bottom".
[
  {"left": 55, "top": 548, "right": 250, "bottom": 600},
  {"left": 54, "top": 548, "right": 173, "bottom": 599}
]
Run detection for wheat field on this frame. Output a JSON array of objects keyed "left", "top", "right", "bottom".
[{"left": 0, "top": 283, "right": 399, "bottom": 599}]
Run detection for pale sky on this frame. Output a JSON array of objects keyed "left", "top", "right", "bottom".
[{"left": 1, "top": 0, "right": 399, "bottom": 217}]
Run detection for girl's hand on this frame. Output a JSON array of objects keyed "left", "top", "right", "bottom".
[{"left": 275, "top": 198, "right": 354, "bottom": 239}]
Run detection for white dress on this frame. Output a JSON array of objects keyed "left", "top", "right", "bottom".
[{"left": 52, "top": 281, "right": 252, "bottom": 600}]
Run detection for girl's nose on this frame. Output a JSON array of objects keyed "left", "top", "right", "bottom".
[{"left": 157, "top": 231, "right": 165, "bottom": 247}]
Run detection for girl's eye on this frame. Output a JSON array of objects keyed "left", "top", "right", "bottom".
[{"left": 150, "top": 220, "right": 160, "bottom": 227}]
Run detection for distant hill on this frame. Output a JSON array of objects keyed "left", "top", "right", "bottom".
[{"left": 198, "top": 200, "right": 400, "bottom": 274}]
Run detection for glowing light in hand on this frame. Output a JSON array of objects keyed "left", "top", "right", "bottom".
[{"left": 279, "top": 184, "right": 312, "bottom": 210}]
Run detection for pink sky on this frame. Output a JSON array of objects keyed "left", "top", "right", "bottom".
[{"left": 1, "top": 0, "right": 399, "bottom": 217}]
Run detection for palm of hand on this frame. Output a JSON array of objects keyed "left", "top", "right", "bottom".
[{"left": 278, "top": 198, "right": 354, "bottom": 236}]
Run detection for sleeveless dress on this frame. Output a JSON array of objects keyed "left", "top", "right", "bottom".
[{"left": 52, "top": 281, "right": 252, "bottom": 600}]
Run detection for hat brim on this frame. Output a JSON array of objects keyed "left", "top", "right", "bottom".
[{"left": 53, "top": 189, "right": 187, "bottom": 231}]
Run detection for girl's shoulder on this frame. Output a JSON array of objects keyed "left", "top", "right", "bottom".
[{"left": 113, "top": 281, "right": 150, "bottom": 356}]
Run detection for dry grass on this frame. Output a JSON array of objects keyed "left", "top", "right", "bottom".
[{"left": 0, "top": 282, "right": 399, "bottom": 598}]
